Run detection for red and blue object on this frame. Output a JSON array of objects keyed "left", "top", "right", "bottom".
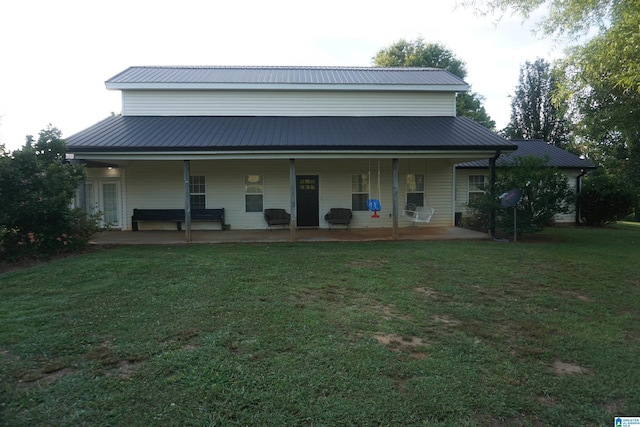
[{"left": 367, "top": 199, "right": 381, "bottom": 218}]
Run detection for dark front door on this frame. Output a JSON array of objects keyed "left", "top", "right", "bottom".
[{"left": 296, "top": 175, "right": 319, "bottom": 227}]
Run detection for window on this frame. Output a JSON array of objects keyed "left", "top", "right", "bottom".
[
  {"left": 190, "top": 175, "right": 206, "bottom": 209},
  {"left": 352, "top": 174, "right": 369, "bottom": 211},
  {"left": 468, "top": 175, "right": 485, "bottom": 204},
  {"left": 406, "top": 174, "right": 424, "bottom": 207},
  {"left": 245, "top": 175, "right": 263, "bottom": 212}
]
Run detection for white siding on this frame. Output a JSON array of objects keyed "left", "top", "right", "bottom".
[
  {"left": 121, "top": 90, "right": 456, "bottom": 117},
  {"left": 121, "top": 158, "right": 455, "bottom": 230},
  {"left": 554, "top": 170, "right": 581, "bottom": 223}
]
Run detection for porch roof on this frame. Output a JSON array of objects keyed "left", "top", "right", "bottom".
[
  {"left": 456, "top": 139, "right": 596, "bottom": 169},
  {"left": 66, "top": 116, "right": 516, "bottom": 154}
]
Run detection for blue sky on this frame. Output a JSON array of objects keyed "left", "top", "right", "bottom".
[{"left": 0, "top": 0, "right": 566, "bottom": 151}]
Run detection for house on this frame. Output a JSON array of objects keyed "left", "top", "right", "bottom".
[
  {"left": 66, "top": 66, "right": 517, "bottom": 240},
  {"left": 455, "top": 139, "right": 596, "bottom": 224}
]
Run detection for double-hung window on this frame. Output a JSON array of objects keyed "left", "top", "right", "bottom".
[
  {"left": 189, "top": 176, "right": 206, "bottom": 209},
  {"left": 406, "top": 174, "right": 425, "bottom": 207},
  {"left": 468, "top": 175, "right": 485, "bottom": 204},
  {"left": 351, "top": 174, "right": 369, "bottom": 211},
  {"left": 245, "top": 175, "right": 264, "bottom": 212}
]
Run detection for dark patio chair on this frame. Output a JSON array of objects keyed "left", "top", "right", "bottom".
[
  {"left": 264, "top": 209, "right": 291, "bottom": 230},
  {"left": 324, "top": 208, "right": 352, "bottom": 230}
]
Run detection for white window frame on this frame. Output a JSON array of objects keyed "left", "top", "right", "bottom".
[
  {"left": 406, "top": 174, "right": 425, "bottom": 207},
  {"left": 351, "top": 174, "right": 369, "bottom": 211},
  {"left": 468, "top": 175, "right": 485, "bottom": 204},
  {"left": 245, "top": 175, "right": 264, "bottom": 212},
  {"left": 190, "top": 175, "right": 206, "bottom": 209}
]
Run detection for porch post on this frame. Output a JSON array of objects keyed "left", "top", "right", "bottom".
[
  {"left": 71, "top": 159, "right": 86, "bottom": 211},
  {"left": 183, "top": 160, "right": 192, "bottom": 243},
  {"left": 489, "top": 152, "right": 499, "bottom": 238},
  {"left": 392, "top": 158, "right": 399, "bottom": 240},
  {"left": 289, "top": 159, "right": 297, "bottom": 242}
]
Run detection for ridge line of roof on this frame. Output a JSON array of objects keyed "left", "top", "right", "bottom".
[{"left": 120, "top": 65, "right": 445, "bottom": 71}]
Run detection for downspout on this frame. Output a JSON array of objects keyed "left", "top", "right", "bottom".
[
  {"left": 489, "top": 151, "right": 501, "bottom": 240},
  {"left": 575, "top": 169, "right": 588, "bottom": 225}
]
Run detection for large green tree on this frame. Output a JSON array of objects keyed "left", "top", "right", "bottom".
[
  {"left": 372, "top": 38, "right": 496, "bottom": 129},
  {"left": 502, "top": 58, "right": 573, "bottom": 151},
  {"left": 462, "top": 0, "right": 640, "bottom": 93},
  {"left": 463, "top": 0, "right": 640, "bottom": 218},
  {"left": 0, "top": 126, "right": 99, "bottom": 259}
]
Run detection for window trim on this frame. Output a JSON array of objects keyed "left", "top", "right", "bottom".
[
  {"left": 351, "top": 174, "right": 370, "bottom": 211},
  {"left": 406, "top": 173, "right": 425, "bottom": 207},
  {"left": 245, "top": 174, "right": 264, "bottom": 213},
  {"left": 468, "top": 174, "right": 485, "bottom": 203},
  {"left": 189, "top": 175, "right": 206, "bottom": 210}
]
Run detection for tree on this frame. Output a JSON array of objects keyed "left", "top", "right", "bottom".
[
  {"left": 502, "top": 58, "right": 573, "bottom": 151},
  {"left": 462, "top": 0, "right": 640, "bottom": 219},
  {"left": 464, "top": 156, "right": 574, "bottom": 235},
  {"left": 579, "top": 173, "right": 635, "bottom": 226},
  {"left": 461, "top": 0, "right": 640, "bottom": 93},
  {"left": 0, "top": 125, "right": 100, "bottom": 259},
  {"left": 372, "top": 38, "right": 496, "bottom": 129}
]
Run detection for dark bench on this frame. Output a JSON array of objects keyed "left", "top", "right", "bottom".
[
  {"left": 324, "top": 208, "right": 352, "bottom": 230},
  {"left": 132, "top": 208, "right": 225, "bottom": 231}
]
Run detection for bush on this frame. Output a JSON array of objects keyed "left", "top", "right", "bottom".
[
  {"left": 0, "top": 126, "right": 101, "bottom": 260},
  {"left": 466, "top": 156, "right": 575, "bottom": 236},
  {"left": 579, "top": 174, "right": 635, "bottom": 226}
]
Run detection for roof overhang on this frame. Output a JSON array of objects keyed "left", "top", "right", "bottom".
[
  {"left": 69, "top": 149, "right": 507, "bottom": 162},
  {"left": 105, "top": 82, "right": 469, "bottom": 92}
]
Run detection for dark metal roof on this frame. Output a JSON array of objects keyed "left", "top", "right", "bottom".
[
  {"left": 66, "top": 116, "right": 516, "bottom": 153},
  {"left": 456, "top": 139, "right": 596, "bottom": 169},
  {"left": 106, "top": 66, "right": 467, "bottom": 87}
]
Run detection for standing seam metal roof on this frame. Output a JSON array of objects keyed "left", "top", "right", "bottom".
[
  {"left": 106, "top": 66, "right": 467, "bottom": 86},
  {"left": 66, "top": 116, "right": 516, "bottom": 152},
  {"left": 456, "top": 140, "right": 595, "bottom": 169}
]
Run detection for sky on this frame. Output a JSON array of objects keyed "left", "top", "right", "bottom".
[{"left": 0, "top": 0, "right": 567, "bottom": 152}]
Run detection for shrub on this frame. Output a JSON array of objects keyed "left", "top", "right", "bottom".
[
  {"left": 579, "top": 174, "right": 635, "bottom": 226},
  {"left": 466, "top": 156, "right": 575, "bottom": 236},
  {"left": 0, "top": 126, "right": 100, "bottom": 260}
]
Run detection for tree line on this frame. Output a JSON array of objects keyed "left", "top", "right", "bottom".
[{"left": 373, "top": 0, "right": 639, "bottom": 227}]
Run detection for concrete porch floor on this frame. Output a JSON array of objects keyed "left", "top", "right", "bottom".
[{"left": 91, "top": 226, "right": 489, "bottom": 245}]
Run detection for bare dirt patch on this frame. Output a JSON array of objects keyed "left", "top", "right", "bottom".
[
  {"left": 431, "top": 314, "right": 460, "bottom": 326},
  {"left": 413, "top": 286, "right": 452, "bottom": 302},
  {"left": 106, "top": 359, "right": 142, "bottom": 379},
  {"left": 373, "top": 333, "right": 428, "bottom": 359},
  {"left": 19, "top": 366, "right": 74, "bottom": 389},
  {"left": 552, "top": 360, "right": 592, "bottom": 376}
]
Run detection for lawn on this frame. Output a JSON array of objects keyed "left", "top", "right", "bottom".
[{"left": 1, "top": 223, "right": 639, "bottom": 426}]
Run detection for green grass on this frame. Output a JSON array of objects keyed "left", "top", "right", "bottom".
[{"left": 1, "top": 223, "right": 639, "bottom": 426}]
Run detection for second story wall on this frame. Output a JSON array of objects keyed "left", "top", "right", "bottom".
[{"left": 121, "top": 90, "right": 457, "bottom": 117}]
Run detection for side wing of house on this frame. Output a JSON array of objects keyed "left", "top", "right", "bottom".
[{"left": 454, "top": 140, "right": 596, "bottom": 225}]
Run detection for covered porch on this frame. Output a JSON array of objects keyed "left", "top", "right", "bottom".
[{"left": 90, "top": 225, "right": 489, "bottom": 245}]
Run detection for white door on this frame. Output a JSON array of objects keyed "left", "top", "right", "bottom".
[{"left": 85, "top": 180, "right": 121, "bottom": 228}]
